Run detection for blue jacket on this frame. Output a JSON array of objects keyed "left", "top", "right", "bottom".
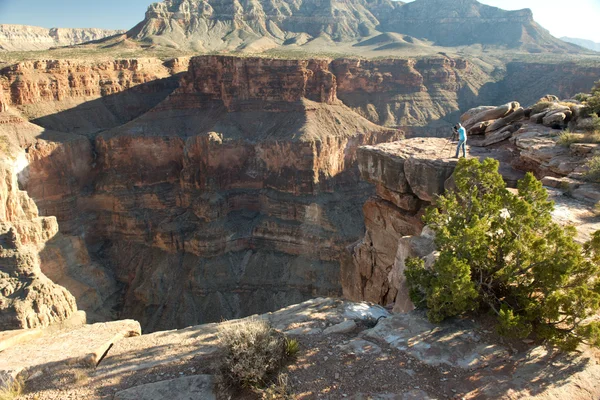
[{"left": 458, "top": 126, "right": 466, "bottom": 141}]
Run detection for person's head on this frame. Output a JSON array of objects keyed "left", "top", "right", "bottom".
[{"left": 454, "top": 123, "right": 461, "bottom": 131}]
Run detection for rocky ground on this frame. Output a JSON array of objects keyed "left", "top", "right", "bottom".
[{"left": 1, "top": 298, "right": 598, "bottom": 400}]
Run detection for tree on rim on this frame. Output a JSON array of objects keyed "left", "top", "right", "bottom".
[{"left": 405, "top": 157, "right": 600, "bottom": 351}]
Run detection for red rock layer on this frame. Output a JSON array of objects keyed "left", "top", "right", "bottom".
[{"left": 341, "top": 138, "right": 457, "bottom": 308}]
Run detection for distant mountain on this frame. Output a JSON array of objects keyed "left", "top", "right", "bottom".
[
  {"left": 561, "top": 37, "right": 600, "bottom": 52},
  {"left": 0, "top": 25, "right": 124, "bottom": 51},
  {"left": 125, "top": 0, "right": 580, "bottom": 53}
]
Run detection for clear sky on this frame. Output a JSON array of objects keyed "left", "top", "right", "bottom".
[{"left": 0, "top": 0, "right": 599, "bottom": 42}]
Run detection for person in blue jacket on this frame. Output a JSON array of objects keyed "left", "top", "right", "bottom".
[{"left": 454, "top": 123, "right": 467, "bottom": 158}]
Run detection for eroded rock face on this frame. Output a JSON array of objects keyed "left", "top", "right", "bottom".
[
  {"left": 0, "top": 24, "right": 124, "bottom": 51},
  {"left": 341, "top": 138, "right": 457, "bottom": 306},
  {"left": 127, "top": 0, "right": 576, "bottom": 53},
  {"left": 13, "top": 55, "right": 401, "bottom": 332},
  {"left": 0, "top": 58, "right": 181, "bottom": 133},
  {"left": 331, "top": 57, "right": 482, "bottom": 127},
  {"left": 0, "top": 156, "right": 77, "bottom": 330}
]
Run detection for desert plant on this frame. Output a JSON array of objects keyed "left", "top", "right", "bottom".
[
  {"left": 405, "top": 158, "right": 600, "bottom": 351},
  {"left": 574, "top": 93, "right": 591, "bottom": 102},
  {"left": 557, "top": 131, "right": 581, "bottom": 146},
  {"left": 284, "top": 338, "right": 300, "bottom": 359},
  {"left": 261, "top": 373, "right": 294, "bottom": 400},
  {"left": 583, "top": 156, "right": 600, "bottom": 183},
  {"left": 0, "top": 377, "right": 23, "bottom": 400},
  {"left": 218, "top": 318, "right": 293, "bottom": 390},
  {"left": 587, "top": 80, "right": 600, "bottom": 115}
]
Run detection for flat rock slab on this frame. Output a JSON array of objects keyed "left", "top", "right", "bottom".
[
  {"left": 94, "top": 322, "right": 220, "bottom": 378},
  {"left": 0, "top": 319, "right": 140, "bottom": 382},
  {"left": 323, "top": 320, "right": 357, "bottom": 335},
  {"left": 352, "top": 390, "right": 436, "bottom": 400},
  {"left": 114, "top": 375, "right": 216, "bottom": 400},
  {"left": 365, "top": 312, "right": 509, "bottom": 369},
  {"left": 337, "top": 338, "right": 381, "bottom": 356},
  {"left": 0, "top": 329, "right": 43, "bottom": 352}
]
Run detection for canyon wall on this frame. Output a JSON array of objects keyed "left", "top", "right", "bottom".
[
  {"left": 7, "top": 56, "right": 402, "bottom": 331},
  {"left": 332, "top": 57, "right": 485, "bottom": 128},
  {"left": 2, "top": 53, "right": 599, "bottom": 331},
  {"left": 0, "top": 115, "right": 78, "bottom": 329},
  {"left": 0, "top": 25, "right": 124, "bottom": 52},
  {"left": 341, "top": 138, "right": 456, "bottom": 309}
]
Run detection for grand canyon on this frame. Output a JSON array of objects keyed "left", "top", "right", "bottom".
[{"left": 1, "top": 0, "right": 600, "bottom": 398}]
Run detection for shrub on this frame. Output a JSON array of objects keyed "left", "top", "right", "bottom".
[
  {"left": 557, "top": 131, "right": 581, "bottom": 147},
  {"left": 262, "top": 373, "right": 293, "bottom": 400},
  {"left": 574, "top": 93, "right": 591, "bottom": 102},
  {"left": 583, "top": 156, "right": 600, "bottom": 183},
  {"left": 588, "top": 80, "right": 600, "bottom": 115},
  {"left": 218, "top": 318, "right": 294, "bottom": 391},
  {"left": 405, "top": 158, "right": 600, "bottom": 351},
  {"left": 0, "top": 377, "right": 23, "bottom": 400}
]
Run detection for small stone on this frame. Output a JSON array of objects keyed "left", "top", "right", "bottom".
[
  {"left": 335, "top": 373, "right": 340, "bottom": 380},
  {"left": 323, "top": 320, "right": 357, "bottom": 335},
  {"left": 324, "top": 356, "right": 328, "bottom": 361}
]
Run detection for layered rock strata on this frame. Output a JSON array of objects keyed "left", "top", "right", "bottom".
[
  {"left": 0, "top": 143, "right": 77, "bottom": 329},
  {"left": 0, "top": 25, "right": 124, "bottom": 52},
  {"left": 13, "top": 55, "right": 401, "bottom": 332},
  {"left": 127, "top": 0, "right": 577, "bottom": 52},
  {"left": 341, "top": 138, "right": 456, "bottom": 308}
]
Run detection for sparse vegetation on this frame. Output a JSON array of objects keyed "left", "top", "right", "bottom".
[
  {"left": 583, "top": 156, "right": 600, "bottom": 183},
  {"left": 261, "top": 373, "right": 294, "bottom": 400},
  {"left": 555, "top": 129, "right": 600, "bottom": 147},
  {"left": 557, "top": 131, "right": 581, "bottom": 146},
  {"left": 0, "top": 377, "right": 24, "bottom": 400},
  {"left": 574, "top": 93, "right": 591, "bottom": 102},
  {"left": 587, "top": 80, "right": 600, "bottom": 116},
  {"left": 218, "top": 318, "right": 297, "bottom": 394},
  {"left": 405, "top": 158, "right": 600, "bottom": 351}
]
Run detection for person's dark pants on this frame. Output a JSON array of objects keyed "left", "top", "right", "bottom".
[{"left": 455, "top": 140, "right": 466, "bottom": 158}]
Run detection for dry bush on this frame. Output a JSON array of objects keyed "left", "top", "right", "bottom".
[
  {"left": 584, "top": 156, "right": 600, "bottom": 183},
  {"left": 557, "top": 130, "right": 600, "bottom": 147},
  {"left": 218, "top": 318, "right": 293, "bottom": 391},
  {"left": 261, "top": 373, "right": 294, "bottom": 400},
  {"left": 0, "top": 377, "right": 23, "bottom": 400}
]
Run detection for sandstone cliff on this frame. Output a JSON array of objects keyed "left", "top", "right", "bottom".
[
  {"left": 0, "top": 58, "right": 183, "bottom": 133},
  {"left": 8, "top": 55, "right": 402, "bottom": 332},
  {"left": 379, "top": 0, "right": 577, "bottom": 52},
  {"left": 0, "top": 121, "right": 77, "bottom": 329},
  {"left": 341, "top": 138, "right": 457, "bottom": 309},
  {"left": 125, "top": 0, "right": 577, "bottom": 53},
  {"left": 0, "top": 24, "right": 124, "bottom": 52}
]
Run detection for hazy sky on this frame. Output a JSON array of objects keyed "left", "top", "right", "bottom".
[{"left": 0, "top": 0, "right": 599, "bottom": 42}]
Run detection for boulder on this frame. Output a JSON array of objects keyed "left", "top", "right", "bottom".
[
  {"left": 572, "top": 184, "right": 600, "bottom": 204},
  {"left": 530, "top": 111, "right": 548, "bottom": 123},
  {"left": 543, "top": 112, "right": 568, "bottom": 126},
  {"left": 485, "top": 107, "right": 525, "bottom": 133},
  {"left": 467, "top": 120, "right": 493, "bottom": 135},
  {"left": 479, "top": 124, "right": 520, "bottom": 147},
  {"left": 323, "top": 320, "right": 357, "bottom": 334},
  {"left": 576, "top": 117, "right": 596, "bottom": 131},
  {"left": 463, "top": 102, "right": 520, "bottom": 131},
  {"left": 538, "top": 94, "right": 559, "bottom": 103},
  {"left": 460, "top": 106, "right": 496, "bottom": 123}
]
